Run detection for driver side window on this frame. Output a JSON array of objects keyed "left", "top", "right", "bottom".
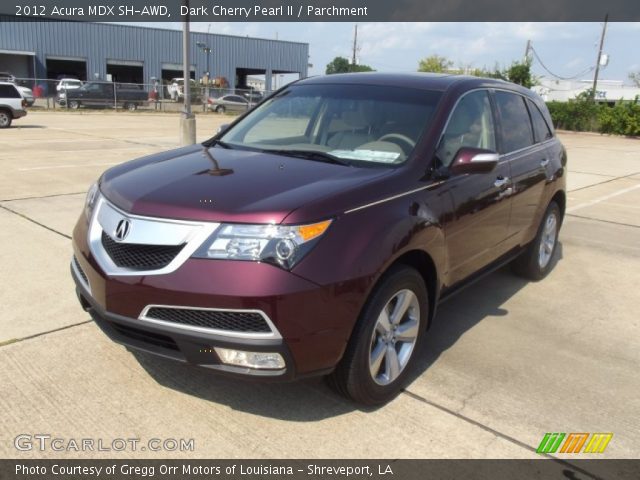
[{"left": 437, "top": 90, "right": 496, "bottom": 167}]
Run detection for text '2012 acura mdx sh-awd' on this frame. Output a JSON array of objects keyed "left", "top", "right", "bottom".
[{"left": 71, "top": 73, "right": 566, "bottom": 405}]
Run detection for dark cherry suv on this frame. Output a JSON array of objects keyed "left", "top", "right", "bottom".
[{"left": 71, "top": 73, "right": 566, "bottom": 405}]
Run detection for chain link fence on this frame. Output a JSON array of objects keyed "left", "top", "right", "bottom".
[{"left": 6, "top": 77, "right": 272, "bottom": 114}]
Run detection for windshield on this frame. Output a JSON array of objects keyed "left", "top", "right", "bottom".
[{"left": 219, "top": 83, "right": 441, "bottom": 166}]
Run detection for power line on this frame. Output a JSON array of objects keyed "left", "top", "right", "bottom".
[{"left": 530, "top": 45, "right": 595, "bottom": 81}]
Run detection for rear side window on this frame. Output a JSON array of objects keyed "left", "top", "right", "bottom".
[
  {"left": 494, "top": 91, "right": 534, "bottom": 154},
  {"left": 527, "top": 99, "right": 553, "bottom": 143},
  {"left": 0, "top": 84, "right": 20, "bottom": 98}
]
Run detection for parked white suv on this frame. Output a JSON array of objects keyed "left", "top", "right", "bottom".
[
  {"left": 0, "top": 82, "right": 27, "bottom": 128},
  {"left": 56, "top": 78, "right": 83, "bottom": 92}
]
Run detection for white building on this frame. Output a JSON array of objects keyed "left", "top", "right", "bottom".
[{"left": 533, "top": 77, "right": 640, "bottom": 104}]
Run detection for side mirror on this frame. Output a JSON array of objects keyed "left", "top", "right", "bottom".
[
  {"left": 217, "top": 123, "right": 229, "bottom": 134},
  {"left": 450, "top": 148, "right": 499, "bottom": 175}
]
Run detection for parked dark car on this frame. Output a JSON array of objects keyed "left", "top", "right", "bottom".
[
  {"left": 71, "top": 73, "right": 566, "bottom": 405},
  {"left": 60, "top": 81, "right": 147, "bottom": 110}
]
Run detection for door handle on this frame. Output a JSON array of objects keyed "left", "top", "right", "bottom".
[
  {"left": 540, "top": 158, "right": 550, "bottom": 167},
  {"left": 494, "top": 177, "right": 509, "bottom": 188}
]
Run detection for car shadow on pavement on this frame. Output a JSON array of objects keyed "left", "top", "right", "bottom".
[
  {"left": 131, "top": 243, "right": 563, "bottom": 420},
  {"left": 406, "top": 242, "right": 564, "bottom": 388}
]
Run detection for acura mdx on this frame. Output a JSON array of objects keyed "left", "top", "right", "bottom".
[{"left": 71, "top": 73, "right": 566, "bottom": 405}]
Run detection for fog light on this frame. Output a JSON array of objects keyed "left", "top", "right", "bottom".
[{"left": 214, "top": 347, "right": 285, "bottom": 370}]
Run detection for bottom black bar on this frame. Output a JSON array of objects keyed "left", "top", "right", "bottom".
[{"left": 1, "top": 460, "right": 640, "bottom": 480}]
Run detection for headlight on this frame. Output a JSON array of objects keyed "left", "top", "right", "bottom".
[
  {"left": 193, "top": 220, "right": 332, "bottom": 270},
  {"left": 84, "top": 182, "right": 99, "bottom": 221}
]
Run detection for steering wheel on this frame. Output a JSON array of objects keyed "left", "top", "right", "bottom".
[{"left": 377, "top": 133, "right": 416, "bottom": 154}]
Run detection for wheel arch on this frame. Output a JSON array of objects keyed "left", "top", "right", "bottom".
[
  {"left": 386, "top": 249, "right": 440, "bottom": 330},
  {"left": 551, "top": 189, "right": 566, "bottom": 224}
]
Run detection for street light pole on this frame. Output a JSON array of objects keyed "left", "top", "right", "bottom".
[
  {"left": 180, "top": 0, "right": 196, "bottom": 145},
  {"left": 196, "top": 42, "right": 212, "bottom": 103}
]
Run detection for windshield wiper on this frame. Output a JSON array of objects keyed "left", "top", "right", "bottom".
[
  {"left": 266, "top": 149, "right": 351, "bottom": 166},
  {"left": 202, "top": 138, "right": 232, "bottom": 149}
]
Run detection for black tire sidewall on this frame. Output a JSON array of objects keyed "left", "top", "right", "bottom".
[
  {"left": 0, "top": 111, "right": 10, "bottom": 128},
  {"left": 343, "top": 266, "right": 428, "bottom": 404},
  {"left": 517, "top": 201, "right": 561, "bottom": 280}
]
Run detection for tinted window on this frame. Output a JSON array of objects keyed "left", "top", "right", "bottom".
[
  {"left": 495, "top": 91, "right": 534, "bottom": 153},
  {"left": 0, "top": 84, "right": 20, "bottom": 98},
  {"left": 436, "top": 90, "right": 496, "bottom": 167},
  {"left": 527, "top": 99, "right": 553, "bottom": 143}
]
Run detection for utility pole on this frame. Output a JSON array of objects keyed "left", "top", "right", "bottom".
[
  {"left": 591, "top": 13, "right": 609, "bottom": 101},
  {"left": 351, "top": 24, "right": 358, "bottom": 69},
  {"left": 523, "top": 39, "right": 532, "bottom": 63},
  {"left": 180, "top": 0, "right": 196, "bottom": 145}
]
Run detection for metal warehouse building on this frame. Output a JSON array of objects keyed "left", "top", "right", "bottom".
[{"left": 0, "top": 17, "right": 309, "bottom": 91}]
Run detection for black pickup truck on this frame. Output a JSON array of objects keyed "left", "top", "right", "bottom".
[{"left": 60, "top": 82, "right": 148, "bottom": 110}]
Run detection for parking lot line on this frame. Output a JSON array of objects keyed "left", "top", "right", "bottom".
[{"left": 567, "top": 183, "right": 640, "bottom": 212}]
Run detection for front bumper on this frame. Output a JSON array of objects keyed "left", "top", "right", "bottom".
[{"left": 71, "top": 213, "right": 363, "bottom": 380}]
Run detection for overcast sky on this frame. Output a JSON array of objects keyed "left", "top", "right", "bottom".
[{"left": 147, "top": 22, "right": 640, "bottom": 83}]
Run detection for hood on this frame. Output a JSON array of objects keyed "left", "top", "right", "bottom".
[{"left": 100, "top": 145, "right": 390, "bottom": 224}]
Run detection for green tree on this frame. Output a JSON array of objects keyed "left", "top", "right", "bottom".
[
  {"left": 417, "top": 55, "right": 454, "bottom": 73},
  {"left": 326, "top": 57, "right": 351, "bottom": 74},
  {"left": 506, "top": 60, "right": 535, "bottom": 88},
  {"left": 629, "top": 72, "right": 640, "bottom": 87},
  {"left": 325, "top": 56, "right": 374, "bottom": 74}
]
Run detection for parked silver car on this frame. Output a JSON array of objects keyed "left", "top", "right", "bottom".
[{"left": 207, "top": 94, "right": 251, "bottom": 113}]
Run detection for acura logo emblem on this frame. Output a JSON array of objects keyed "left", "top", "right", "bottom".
[{"left": 114, "top": 219, "right": 131, "bottom": 241}]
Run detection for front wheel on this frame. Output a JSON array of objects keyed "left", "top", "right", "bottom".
[
  {"left": 0, "top": 110, "right": 11, "bottom": 128},
  {"left": 68, "top": 100, "right": 80, "bottom": 110},
  {"left": 512, "top": 201, "right": 561, "bottom": 280},
  {"left": 215, "top": 105, "right": 225, "bottom": 114},
  {"left": 328, "top": 265, "right": 428, "bottom": 405},
  {"left": 125, "top": 102, "right": 137, "bottom": 111}
]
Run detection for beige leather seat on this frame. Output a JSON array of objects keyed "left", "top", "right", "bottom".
[{"left": 327, "top": 109, "right": 375, "bottom": 150}]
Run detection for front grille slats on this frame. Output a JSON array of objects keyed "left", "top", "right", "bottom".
[
  {"left": 110, "top": 322, "right": 179, "bottom": 351},
  {"left": 101, "top": 232, "right": 184, "bottom": 270},
  {"left": 73, "top": 256, "right": 89, "bottom": 285},
  {"left": 145, "top": 307, "right": 272, "bottom": 333}
]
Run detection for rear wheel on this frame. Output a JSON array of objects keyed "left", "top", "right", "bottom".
[
  {"left": 328, "top": 265, "right": 428, "bottom": 405},
  {"left": 215, "top": 105, "right": 225, "bottom": 114},
  {"left": 0, "top": 109, "right": 11, "bottom": 128},
  {"left": 512, "top": 201, "right": 561, "bottom": 280},
  {"left": 125, "top": 102, "right": 137, "bottom": 111}
]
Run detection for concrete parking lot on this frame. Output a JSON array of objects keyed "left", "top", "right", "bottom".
[{"left": 0, "top": 111, "right": 638, "bottom": 460}]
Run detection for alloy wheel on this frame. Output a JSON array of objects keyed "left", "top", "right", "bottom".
[
  {"left": 369, "top": 289, "right": 420, "bottom": 386},
  {"left": 538, "top": 211, "right": 558, "bottom": 269}
]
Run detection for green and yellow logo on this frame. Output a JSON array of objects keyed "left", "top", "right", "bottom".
[{"left": 537, "top": 433, "right": 613, "bottom": 454}]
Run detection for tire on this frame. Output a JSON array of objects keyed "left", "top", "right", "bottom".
[
  {"left": 215, "top": 105, "right": 225, "bottom": 114},
  {"left": 328, "top": 265, "right": 428, "bottom": 405},
  {"left": 0, "top": 109, "right": 11, "bottom": 128},
  {"left": 512, "top": 201, "right": 561, "bottom": 281},
  {"left": 68, "top": 100, "right": 80, "bottom": 110},
  {"left": 125, "top": 102, "right": 137, "bottom": 111}
]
